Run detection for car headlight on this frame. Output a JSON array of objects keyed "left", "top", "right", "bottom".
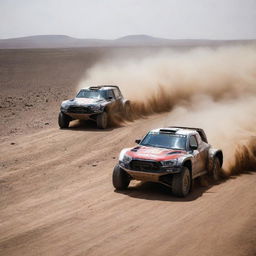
[
  {"left": 122, "top": 154, "right": 132, "bottom": 163},
  {"left": 61, "top": 101, "right": 69, "bottom": 109},
  {"left": 119, "top": 149, "right": 132, "bottom": 163},
  {"left": 161, "top": 159, "right": 178, "bottom": 167},
  {"left": 89, "top": 104, "right": 100, "bottom": 111}
]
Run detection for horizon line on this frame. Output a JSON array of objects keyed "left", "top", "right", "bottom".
[{"left": 1, "top": 34, "right": 256, "bottom": 41}]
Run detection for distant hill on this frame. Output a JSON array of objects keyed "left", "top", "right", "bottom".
[{"left": 0, "top": 34, "right": 255, "bottom": 49}]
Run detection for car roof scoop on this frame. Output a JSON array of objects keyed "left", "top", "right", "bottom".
[{"left": 131, "top": 146, "right": 140, "bottom": 152}]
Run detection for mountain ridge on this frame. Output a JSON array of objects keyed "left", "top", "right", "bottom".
[{"left": 0, "top": 34, "right": 255, "bottom": 49}]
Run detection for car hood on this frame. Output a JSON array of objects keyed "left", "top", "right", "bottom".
[
  {"left": 126, "top": 146, "right": 186, "bottom": 161},
  {"left": 62, "top": 97, "right": 107, "bottom": 106}
]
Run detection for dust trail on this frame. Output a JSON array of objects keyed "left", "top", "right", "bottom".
[
  {"left": 161, "top": 95, "right": 256, "bottom": 173},
  {"left": 78, "top": 44, "right": 256, "bottom": 174},
  {"left": 230, "top": 138, "right": 256, "bottom": 174}
]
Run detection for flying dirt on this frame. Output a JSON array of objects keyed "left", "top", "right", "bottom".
[{"left": 78, "top": 44, "right": 256, "bottom": 175}]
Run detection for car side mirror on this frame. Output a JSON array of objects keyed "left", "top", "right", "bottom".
[
  {"left": 135, "top": 139, "right": 141, "bottom": 144},
  {"left": 190, "top": 144, "right": 198, "bottom": 150},
  {"left": 108, "top": 96, "right": 113, "bottom": 100}
]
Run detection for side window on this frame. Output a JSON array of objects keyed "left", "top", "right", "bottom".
[
  {"left": 113, "top": 89, "right": 120, "bottom": 99},
  {"left": 107, "top": 90, "right": 115, "bottom": 99},
  {"left": 189, "top": 135, "right": 198, "bottom": 148}
]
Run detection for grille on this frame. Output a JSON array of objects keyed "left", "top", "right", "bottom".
[
  {"left": 68, "top": 106, "right": 93, "bottom": 114},
  {"left": 130, "top": 160, "right": 162, "bottom": 172}
]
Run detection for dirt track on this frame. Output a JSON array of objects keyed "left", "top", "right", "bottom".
[
  {"left": 0, "top": 47, "right": 255, "bottom": 256},
  {"left": 0, "top": 114, "right": 255, "bottom": 256}
]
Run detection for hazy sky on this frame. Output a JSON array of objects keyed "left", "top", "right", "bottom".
[{"left": 0, "top": 0, "right": 255, "bottom": 39}]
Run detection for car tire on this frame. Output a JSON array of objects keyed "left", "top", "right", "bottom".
[
  {"left": 58, "top": 112, "right": 70, "bottom": 129},
  {"left": 112, "top": 164, "right": 130, "bottom": 190},
  {"left": 96, "top": 112, "right": 108, "bottom": 129},
  {"left": 172, "top": 167, "right": 191, "bottom": 197},
  {"left": 124, "top": 101, "right": 132, "bottom": 121},
  {"left": 212, "top": 157, "right": 221, "bottom": 181}
]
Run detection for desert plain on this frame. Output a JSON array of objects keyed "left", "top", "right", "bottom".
[{"left": 0, "top": 46, "right": 255, "bottom": 256}]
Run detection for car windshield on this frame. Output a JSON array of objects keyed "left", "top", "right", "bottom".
[
  {"left": 76, "top": 89, "right": 106, "bottom": 99},
  {"left": 140, "top": 132, "right": 187, "bottom": 150}
]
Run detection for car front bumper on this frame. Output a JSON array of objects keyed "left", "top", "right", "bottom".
[
  {"left": 61, "top": 106, "right": 102, "bottom": 120},
  {"left": 119, "top": 160, "right": 182, "bottom": 183}
]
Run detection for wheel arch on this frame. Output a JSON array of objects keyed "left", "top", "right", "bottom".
[
  {"left": 215, "top": 150, "right": 223, "bottom": 167},
  {"left": 183, "top": 159, "right": 192, "bottom": 178},
  {"left": 183, "top": 160, "right": 192, "bottom": 172},
  {"left": 178, "top": 155, "right": 193, "bottom": 175},
  {"left": 209, "top": 148, "right": 223, "bottom": 168},
  {"left": 122, "top": 99, "right": 130, "bottom": 105},
  {"left": 102, "top": 102, "right": 111, "bottom": 113}
]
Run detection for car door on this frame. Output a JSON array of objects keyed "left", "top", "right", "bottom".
[
  {"left": 112, "top": 88, "right": 123, "bottom": 110},
  {"left": 190, "top": 134, "right": 210, "bottom": 174},
  {"left": 196, "top": 133, "right": 210, "bottom": 171},
  {"left": 189, "top": 135, "right": 201, "bottom": 175}
]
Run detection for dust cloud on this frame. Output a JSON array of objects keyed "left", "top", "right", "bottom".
[{"left": 78, "top": 44, "right": 256, "bottom": 174}]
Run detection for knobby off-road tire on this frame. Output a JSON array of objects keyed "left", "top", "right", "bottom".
[
  {"left": 58, "top": 112, "right": 70, "bottom": 129},
  {"left": 172, "top": 167, "right": 191, "bottom": 197},
  {"left": 96, "top": 112, "right": 108, "bottom": 129},
  {"left": 212, "top": 157, "right": 221, "bottom": 181},
  {"left": 112, "top": 164, "right": 130, "bottom": 190}
]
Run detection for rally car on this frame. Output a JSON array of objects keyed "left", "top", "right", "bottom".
[
  {"left": 59, "top": 85, "right": 130, "bottom": 129},
  {"left": 112, "top": 126, "right": 223, "bottom": 197}
]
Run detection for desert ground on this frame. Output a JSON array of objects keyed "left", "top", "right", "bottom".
[{"left": 0, "top": 47, "right": 255, "bottom": 256}]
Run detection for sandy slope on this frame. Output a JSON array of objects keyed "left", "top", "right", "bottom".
[{"left": 0, "top": 115, "right": 255, "bottom": 256}]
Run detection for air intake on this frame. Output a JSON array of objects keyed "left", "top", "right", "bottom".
[{"left": 159, "top": 128, "right": 178, "bottom": 133}]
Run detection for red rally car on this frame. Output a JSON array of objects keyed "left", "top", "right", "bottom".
[{"left": 112, "top": 126, "right": 223, "bottom": 197}]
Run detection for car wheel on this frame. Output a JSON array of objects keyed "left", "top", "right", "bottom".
[
  {"left": 96, "top": 112, "right": 108, "bottom": 129},
  {"left": 172, "top": 167, "right": 191, "bottom": 197},
  {"left": 124, "top": 101, "right": 132, "bottom": 121},
  {"left": 112, "top": 164, "right": 130, "bottom": 190},
  {"left": 212, "top": 157, "right": 221, "bottom": 181},
  {"left": 58, "top": 112, "right": 70, "bottom": 129}
]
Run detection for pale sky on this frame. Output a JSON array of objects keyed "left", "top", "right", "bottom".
[{"left": 0, "top": 0, "right": 255, "bottom": 39}]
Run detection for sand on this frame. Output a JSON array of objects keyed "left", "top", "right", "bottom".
[{"left": 0, "top": 47, "right": 255, "bottom": 256}]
